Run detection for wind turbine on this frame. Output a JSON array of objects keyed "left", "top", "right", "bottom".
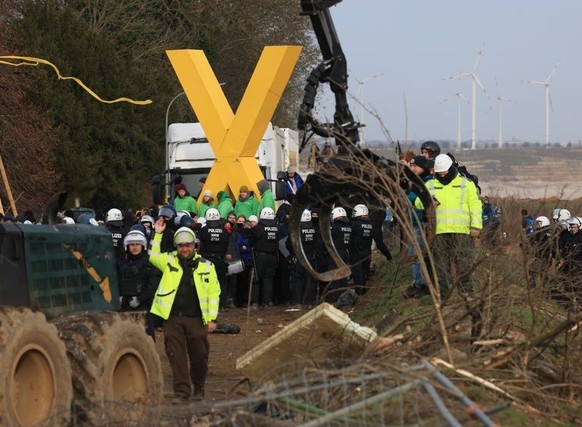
[
  {"left": 493, "top": 79, "right": 511, "bottom": 149},
  {"left": 440, "top": 92, "right": 469, "bottom": 150},
  {"left": 445, "top": 45, "right": 488, "bottom": 150},
  {"left": 351, "top": 71, "right": 384, "bottom": 147},
  {"left": 522, "top": 62, "right": 559, "bottom": 146}
]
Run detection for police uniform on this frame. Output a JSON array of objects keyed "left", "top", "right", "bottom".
[
  {"left": 349, "top": 216, "right": 373, "bottom": 295},
  {"left": 118, "top": 250, "right": 161, "bottom": 339},
  {"left": 197, "top": 219, "right": 230, "bottom": 308},
  {"left": 250, "top": 218, "right": 279, "bottom": 306},
  {"left": 327, "top": 217, "right": 351, "bottom": 302},
  {"left": 288, "top": 219, "right": 317, "bottom": 306}
]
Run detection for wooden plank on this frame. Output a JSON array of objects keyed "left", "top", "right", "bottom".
[{"left": 236, "top": 303, "right": 377, "bottom": 381}]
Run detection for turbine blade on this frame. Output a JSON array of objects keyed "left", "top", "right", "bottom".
[
  {"left": 522, "top": 80, "right": 545, "bottom": 85},
  {"left": 444, "top": 72, "right": 471, "bottom": 80},
  {"left": 545, "top": 61, "right": 560, "bottom": 83},
  {"left": 549, "top": 90, "right": 554, "bottom": 111},
  {"left": 472, "top": 43, "right": 485, "bottom": 72},
  {"left": 473, "top": 74, "right": 489, "bottom": 98}
]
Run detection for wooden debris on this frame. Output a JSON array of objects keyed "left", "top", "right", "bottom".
[{"left": 236, "top": 303, "right": 377, "bottom": 382}]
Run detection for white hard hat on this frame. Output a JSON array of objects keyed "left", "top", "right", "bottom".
[
  {"left": 553, "top": 208, "right": 571, "bottom": 222},
  {"left": 568, "top": 216, "right": 582, "bottom": 228},
  {"left": 175, "top": 210, "right": 191, "bottom": 226},
  {"left": 205, "top": 208, "right": 220, "bottom": 221},
  {"left": 174, "top": 227, "right": 196, "bottom": 245},
  {"left": 106, "top": 208, "right": 123, "bottom": 223},
  {"left": 433, "top": 154, "right": 453, "bottom": 173},
  {"left": 140, "top": 215, "right": 154, "bottom": 225},
  {"left": 535, "top": 216, "right": 550, "bottom": 228},
  {"left": 259, "top": 207, "right": 275, "bottom": 220},
  {"left": 300, "top": 209, "right": 312, "bottom": 222},
  {"left": 331, "top": 207, "right": 347, "bottom": 220},
  {"left": 124, "top": 230, "right": 147, "bottom": 250},
  {"left": 62, "top": 216, "right": 75, "bottom": 224},
  {"left": 352, "top": 204, "right": 369, "bottom": 218}
]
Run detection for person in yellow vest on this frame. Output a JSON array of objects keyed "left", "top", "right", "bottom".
[
  {"left": 422, "top": 154, "right": 482, "bottom": 298},
  {"left": 149, "top": 218, "right": 220, "bottom": 401}
]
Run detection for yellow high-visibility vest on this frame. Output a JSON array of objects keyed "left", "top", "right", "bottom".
[
  {"left": 422, "top": 174, "right": 483, "bottom": 235},
  {"left": 149, "top": 233, "right": 220, "bottom": 323}
]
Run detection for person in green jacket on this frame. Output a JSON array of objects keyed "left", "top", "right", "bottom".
[
  {"left": 255, "top": 179, "right": 275, "bottom": 216},
  {"left": 197, "top": 189, "right": 217, "bottom": 220},
  {"left": 173, "top": 183, "right": 197, "bottom": 216},
  {"left": 150, "top": 220, "right": 220, "bottom": 401},
  {"left": 234, "top": 185, "right": 258, "bottom": 219},
  {"left": 216, "top": 190, "right": 234, "bottom": 219}
]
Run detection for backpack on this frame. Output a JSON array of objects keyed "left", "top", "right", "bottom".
[{"left": 447, "top": 153, "right": 481, "bottom": 194}]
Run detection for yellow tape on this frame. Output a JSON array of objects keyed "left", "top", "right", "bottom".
[{"left": 0, "top": 55, "right": 152, "bottom": 105}]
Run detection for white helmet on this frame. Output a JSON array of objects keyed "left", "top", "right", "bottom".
[
  {"left": 174, "top": 227, "right": 196, "bottom": 246},
  {"left": 196, "top": 217, "right": 207, "bottom": 226},
  {"left": 300, "top": 209, "right": 312, "bottom": 222},
  {"left": 535, "top": 216, "right": 550, "bottom": 228},
  {"left": 62, "top": 216, "right": 75, "bottom": 224},
  {"left": 331, "top": 207, "right": 347, "bottom": 220},
  {"left": 433, "top": 154, "right": 453, "bottom": 173},
  {"left": 553, "top": 208, "right": 571, "bottom": 222},
  {"left": 205, "top": 208, "right": 220, "bottom": 221},
  {"left": 140, "top": 215, "right": 154, "bottom": 226},
  {"left": 568, "top": 216, "right": 582, "bottom": 229},
  {"left": 106, "top": 208, "right": 123, "bottom": 223},
  {"left": 175, "top": 210, "right": 191, "bottom": 226},
  {"left": 352, "top": 204, "right": 369, "bottom": 218},
  {"left": 259, "top": 207, "right": 275, "bottom": 220},
  {"left": 124, "top": 230, "right": 147, "bottom": 250}
]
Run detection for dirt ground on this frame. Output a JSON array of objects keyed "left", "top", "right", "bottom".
[{"left": 154, "top": 305, "right": 306, "bottom": 402}]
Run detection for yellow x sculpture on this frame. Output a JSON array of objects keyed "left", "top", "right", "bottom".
[{"left": 166, "top": 46, "right": 302, "bottom": 204}]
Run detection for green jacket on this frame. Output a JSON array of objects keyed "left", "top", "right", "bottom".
[
  {"left": 256, "top": 189, "right": 275, "bottom": 216},
  {"left": 234, "top": 195, "right": 258, "bottom": 219},
  {"left": 173, "top": 195, "right": 197, "bottom": 215},
  {"left": 217, "top": 195, "right": 234, "bottom": 219},
  {"left": 149, "top": 233, "right": 220, "bottom": 323}
]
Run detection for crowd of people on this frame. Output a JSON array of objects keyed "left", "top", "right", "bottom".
[
  {"left": 3, "top": 142, "right": 580, "bottom": 401},
  {"left": 526, "top": 207, "right": 582, "bottom": 299}
]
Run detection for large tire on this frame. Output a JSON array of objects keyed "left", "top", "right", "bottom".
[
  {"left": 54, "top": 311, "right": 163, "bottom": 426},
  {"left": 0, "top": 307, "right": 72, "bottom": 427}
]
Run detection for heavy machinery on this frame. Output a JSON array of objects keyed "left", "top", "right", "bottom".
[
  {"left": 290, "top": 0, "right": 435, "bottom": 280},
  {"left": 0, "top": 193, "right": 163, "bottom": 426}
]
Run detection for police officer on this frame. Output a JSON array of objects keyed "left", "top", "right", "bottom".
[
  {"left": 250, "top": 207, "right": 279, "bottom": 307},
  {"left": 106, "top": 208, "right": 129, "bottom": 263},
  {"left": 149, "top": 221, "right": 220, "bottom": 401},
  {"left": 197, "top": 208, "right": 231, "bottom": 310},
  {"left": 327, "top": 207, "right": 352, "bottom": 303},
  {"left": 157, "top": 204, "right": 178, "bottom": 253},
  {"left": 287, "top": 209, "right": 317, "bottom": 307},
  {"left": 119, "top": 229, "right": 161, "bottom": 340},
  {"left": 349, "top": 204, "right": 373, "bottom": 295}
]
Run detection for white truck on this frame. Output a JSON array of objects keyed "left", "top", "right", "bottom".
[{"left": 153, "top": 122, "right": 299, "bottom": 204}]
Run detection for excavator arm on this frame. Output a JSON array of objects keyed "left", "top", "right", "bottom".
[
  {"left": 291, "top": 0, "right": 436, "bottom": 286},
  {"left": 298, "top": 0, "right": 360, "bottom": 152}
]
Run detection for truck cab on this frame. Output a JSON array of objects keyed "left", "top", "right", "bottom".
[{"left": 153, "top": 122, "right": 299, "bottom": 205}]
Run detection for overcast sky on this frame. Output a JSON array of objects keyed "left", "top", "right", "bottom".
[{"left": 313, "top": 0, "right": 582, "bottom": 145}]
